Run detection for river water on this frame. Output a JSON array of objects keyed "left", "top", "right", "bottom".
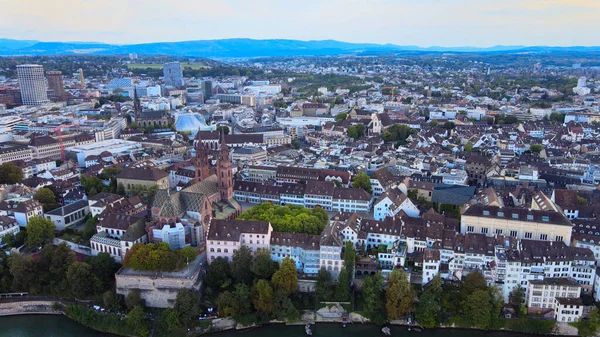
[{"left": 0, "top": 315, "right": 536, "bottom": 337}]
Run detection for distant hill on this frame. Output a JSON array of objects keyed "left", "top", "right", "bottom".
[{"left": 1, "top": 38, "right": 600, "bottom": 58}]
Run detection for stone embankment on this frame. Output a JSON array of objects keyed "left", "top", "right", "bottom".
[{"left": 0, "top": 301, "right": 60, "bottom": 316}]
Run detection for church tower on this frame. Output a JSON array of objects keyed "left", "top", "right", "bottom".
[
  {"left": 192, "top": 131, "right": 209, "bottom": 182},
  {"left": 133, "top": 87, "right": 142, "bottom": 118},
  {"left": 216, "top": 130, "right": 233, "bottom": 201}
]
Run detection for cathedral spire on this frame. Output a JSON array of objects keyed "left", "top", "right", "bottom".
[
  {"left": 217, "top": 129, "right": 233, "bottom": 201},
  {"left": 133, "top": 87, "right": 142, "bottom": 117},
  {"left": 192, "top": 130, "right": 209, "bottom": 182}
]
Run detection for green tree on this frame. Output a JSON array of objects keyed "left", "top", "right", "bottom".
[
  {"left": 335, "top": 112, "right": 347, "bottom": 122},
  {"left": 174, "top": 288, "right": 201, "bottom": 326},
  {"left": 204, "top": 257, "right": 232, "bottom": 293},
  {"left": 315, "top": 267, "right": 333, "bottom": 301},
  {"left": 231, "top": 245, "right": 254, "bottom": 285},
  {"left": 530, "top": 144, "right": 543, "bottom": 153},
  {"left": 26, "top": 216, "right": 55, "bottom": 249},
  {"left": 66, "top": 262, "right": 100, "bottom": 298},
  {"left": 334, "top": 266, "right": 352, "bottom": 302},
  {"left": 125, "top": 289, "right": 144, "bottom": 311},
  {"left": 82, "top": 216, "right": 98, "bottom": 241},
  {"left": 273, "top": 289, "right": 301, "bottom": 321},
  {"left": 216, "top": 283, "right": 252, "bottom": 318},
  {"left": 237, "top": 203, "right": 328, "bottom": 234},
  {"left": 442, "top": 122, "right": 455, "bottom": 130},
  {"left": 465, "top": 289, "right": 492, "bottom": 329},
  {"left": 117, "top": 183, "right": 126, "bottom": 196},
  {"left": 271, "top": 257, "right": 298, "bottom": 295},
  {"left": 508, "top": 285, "right": 525, "bottom": 308},
  {"left": 103, "top": 290, "right": 123, "bottom": 312},
  {"left": 461, "top": 272, "right": 487, "bottom": 298},
  {"left": 352, "top": 171, "right": 372, "bottom": 194},
  {"left": 252, "top": 249, "right": 279, "bottom": 280},
  {"left": 291, "top": 140, "right": 300, "bottom": 149},
  {"left": 429, "top": 119, "right": 439, "bottom": 127},
  {"left": 347, "top": 124, "right": 365, "bottom": 139},
  {"left": 415, "top": 275, "right": 443, "bottom": 328},
  {"left": 87, "top": 252, "right": 120, "bottom": 290},
  {"left": 8, "top": 254, "right": 37, "bottom": 292},
  {"left": 163, "top": 308, "right": 181, "bottom": 332},
  {"left": 343, "top": 241, "right": 356, "bottom": 273},
  {"left": 179, "top": 246, "right": 197, "bottom": 262},
  {"left": 465, "top": 141, "right": 473, "bottom": 152},
  {"left": 386, "top": 269, "right": 414, "bottom": 320},
  {"left": 362, "top": 273, "right": 384, "bottom": 312},
  {"left": 33, "top": 187, "right": 59, "bottom": 212},
  {"left": 0, "top": 163, "right": 23, "bottom": 184},
  {"left": 38, "top": 243, "right": 74, "bottom": 294},
  {"left": 253, "top": 279, "right": 275, "bottom": 313},
  {"left": 126, "top": 306, "right": 151, "bottom": 337},
  {"left": 216, "top": 126, "right": 230, "bottom": 135}
]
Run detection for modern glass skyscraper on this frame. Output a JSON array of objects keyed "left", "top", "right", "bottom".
[{"left": 17, "top": 64, "right": 49, "bottom": 106}]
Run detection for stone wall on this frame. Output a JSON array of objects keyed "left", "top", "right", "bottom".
[
  {"left": 116, "top": 272, "right": 202, "bottom": 308},
  {"left": 0, "top": 301, "right": 59, "bottom": 316}
]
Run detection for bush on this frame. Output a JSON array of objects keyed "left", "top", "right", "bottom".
[{"left": 65, "top": 304, "right": 139, "bottom": 336}]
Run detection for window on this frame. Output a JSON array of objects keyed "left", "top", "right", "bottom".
[
  {"left": 540, "top": 234, "right": 548, "bottom": 240},
  {"left": 512, "top": 213, "right": 519, "bottom": 219},
  {"left": 525, "top": 232, "right": 533, "bottom": 239},
  {"left": 556, "top": 236, "right": 564, "bottom": 242},
  {"left": 510, "top": 230, "right": 518, "bottom": 237},
  {"left": 467, "top": 226, "right": 475, "bottom": 233},
  {"left": 481, "top": 228, "right": 488, "bottom": 235},
  {"left": 483, "top": 210, "right": 490, "bottom": 216},
  {"left": 498, "top": 211, "right": 504, "bottom": 217},
  {"left": 527, "top": 215, "right": 534, "bottom": 221},
  {"left": 496, "top": 229, "right": 503, "bottom": 235},
  {"left": 542, "top": 216, "right": 549, "bottom": 222}
]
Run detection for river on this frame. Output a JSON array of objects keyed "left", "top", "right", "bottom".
[{"left": 0, "top": 315, "right": 536, "bottom": 337}]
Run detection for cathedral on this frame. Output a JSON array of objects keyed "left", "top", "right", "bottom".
[{"left": 151, "top": 131, "right": 242, "bottom": 245}]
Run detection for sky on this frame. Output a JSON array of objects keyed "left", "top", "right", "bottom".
[{"left": 0, "top": 0, "right": 599, "bottom": 47}]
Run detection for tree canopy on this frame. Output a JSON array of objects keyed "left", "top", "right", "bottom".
[
  {"left": 26, "top": 216, "right": 55, "bottom": 249},
  {"left": 34, "top": 187, "right": 59, "bottom": 212},
  {"left": 347, "top": 124, "right": 366, "bottom": 139},
  {"left": 385, "top": 269, "right": 414, "bottom": 320},
  {"left": 238, "top": 203, "right": 328, "bottom": 234},
  {"left": 0, "top": 163, "right": 23, "bottom": 184},
  {"left": 352, "top": 171, "right": 372, "bottom": 194},
  {"left": 122, "top": 243, "right": 189, "bottom": 272}
]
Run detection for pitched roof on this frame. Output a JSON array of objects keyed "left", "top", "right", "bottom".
[{"left": 118, "top": 167, "right": 168, "bottom": 181}]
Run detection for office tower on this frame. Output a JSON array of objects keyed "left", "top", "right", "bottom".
[
  {"left": 17, "top": 64, "right": 49, "bottom": 106},
  {"left": 202, "top": 80, "right": 213, "bottom": 102},
  {"left": 78, "top": 68, "right": 85, "bottom": 89},
  {"left": 163, "top": 62, "right": 184, "bottom": 87},
  {"left": 46, "top": 71, "right": 65, "bottom": 99}
]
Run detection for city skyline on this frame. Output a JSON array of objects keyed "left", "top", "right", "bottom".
[{"left": 1, "top": 0, "right": 600, "bottom": 47}]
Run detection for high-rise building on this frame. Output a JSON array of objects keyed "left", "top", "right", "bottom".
[
  {"left": 46, "top": 71, "right": 65, "bottom": 99},
  {"left": 17, "top": 64, "right": 49, "bottom": 106},
  {"left": 78, "top": 68, "right": 85, "bottom": 89},
  {"left": 163, "top": 62, "right": 184, "bottom": 87},
  {"left": 202, "top": 80, "right": 213, "bottom": 102}
]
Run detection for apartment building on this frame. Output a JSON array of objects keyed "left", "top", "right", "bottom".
[
  {"left": 0, "top": 143, "right": 33, "bottom": 164},
  {"left": 0, "top": 216, "right": 19, "bottom": 244},
  {"left": 0, "top": 198, "right": 44, "bottom": 226},
  {"left": 90, "top": 213, "right": 148, "bottom": 262},
  {"left": 527, "top": 278, "right": 582, "bottom": 321},
  {"left": 270, "top": 232, "right": 321, "bottom": 275},
  {"left": 461, "top": 204, "right": 573, "bottom": 244},
  {"left": 206, "top": 219, "right": 272, "bottom": 263}
]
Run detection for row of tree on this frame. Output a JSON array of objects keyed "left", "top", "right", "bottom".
[
  {"left": 237, "top": 203, "right": 329, "bottom": 235},
  {"left": 123, "top": 242, "right": 197, "bottom": 272},
  {"left": 0, "top": 242, "right": 119, "bottom": 298}
]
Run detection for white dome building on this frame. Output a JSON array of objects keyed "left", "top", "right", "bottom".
[{"left": 174, "top": 113, "right": 214, "bottom": 136}]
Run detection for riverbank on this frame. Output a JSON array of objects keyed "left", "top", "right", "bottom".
[
  {"left": 0, "top": 301, "right": 61, "bottom": 316},
  {"left": 0, "top": 301, "right": 580, "bottom": 337}
]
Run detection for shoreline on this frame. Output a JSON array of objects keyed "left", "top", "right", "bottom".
[{"left": 0, "top": 304, "right": 578, "bottom": 337}]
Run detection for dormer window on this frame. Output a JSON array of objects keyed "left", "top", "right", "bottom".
[
  {"left": 483, "top": 210, "right": 490, "bottom": 216},
  {"left": 512, "top": 214, "right": 519, "bottom": 219},
  {"left": 542, "top": 216, "right": 549, "bottom": 222}
]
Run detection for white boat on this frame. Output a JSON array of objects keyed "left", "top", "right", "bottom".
[
  {"left": 382, "top": 327, "right": 391, "bottom": 336},
  {"left": 305, "top": 324, "right": 312, "bottom": 336}
]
